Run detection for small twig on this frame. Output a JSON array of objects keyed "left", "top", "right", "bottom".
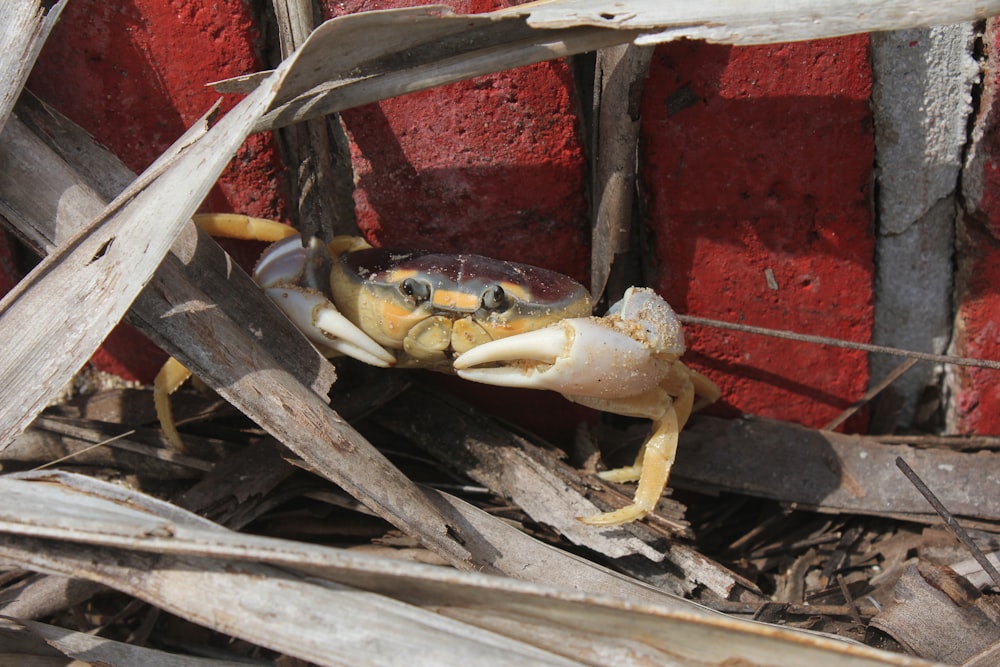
[
  {"left": 824, "top": 358, "right": 919, "bottom": 430},
  {"left": 31, "top": 416, "right": 215, "bottom": 471},
  {"left": 727, "top": 509, "right": 791, "bottom": 553},
  {"left": 749, "top": 532, "right": 841, "bottom": 559},
  {"left": 705, "top": 599, "right": 880, "bottom": 618},
  {"left": 31, "top": 429, "right": 136, "bottom": 471},
  {"left": 836, "top": 573, "right": 864, "bottom": 626},
  {"left": 895, "top": 457, "right": 1000, "bottom": 590},
  {"left": 875, "top": 433, "right": 1000, "bottom": 450},
  {"left": 680, "top": 315, "right": 1000, "bottom": 371}
]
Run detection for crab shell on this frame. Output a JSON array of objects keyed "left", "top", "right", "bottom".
[
  {"left": 326, "top": 240, "right": 593, "bottom": 369},
  {"left": 160, "top": 217, "right": 717, "bottom": 527}
]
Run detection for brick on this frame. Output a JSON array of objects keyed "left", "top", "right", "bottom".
[
  {"left": 949, "top": 227, "right": 1000, "bottom": 434},
  {"left": 325, "top": 0, "right": 590, "bottom": 281},
  {"left": 641, "top": 37, "right": 876, "bottom": 428}
]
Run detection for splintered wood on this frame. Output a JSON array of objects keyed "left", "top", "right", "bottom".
[{"left": 2, "top": 378, "right": 998, "bottom": 665}]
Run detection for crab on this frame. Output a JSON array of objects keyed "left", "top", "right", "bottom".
[{"left": 155, "top": 214, "right": 720, "bottom": 526}]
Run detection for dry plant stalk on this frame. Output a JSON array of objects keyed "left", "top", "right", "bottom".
[
  {"left": 0, "top": 0, "right": 66, "bottom": 132},
  {"left": 0, "top": 473, "right": 933, "bottom": 667}
]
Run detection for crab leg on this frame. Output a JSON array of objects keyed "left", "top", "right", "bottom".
[
  {"left": 581, "top": 365, "right": 696, "bottom": 525},
  {"left": 153, "top": 357, "right": 195, "bottom": 452},
  {"left": 152, "top": 214, "right": 293, "bottom": 452},
  {"left": 191, "top": 213, "right": 299, "bottom": 242},
  {"left": 583, "top": 402, "right": 683, "bottom": 525}
]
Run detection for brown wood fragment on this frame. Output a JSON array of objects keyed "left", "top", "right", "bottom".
[
  {"left": 173, "top": 438, "right": 297, "bottom": 528},
  {"left": 54, "top": 388, "right": 163, "bottom": 426},
  {"left": 675, "top": 416, "right": 1000, "bottom": 522},
  {"left": 272, "top": 0, "right": 357, "bottom": 241},
  {"left": 372, "top": 385, "right": 756, "bottom": 600},
  {"left": 590, "top": 42, "right": 653, "bottom": 301},
  {"left": 0, "top": 572, "right": 104, "bottom": 621},
  {"left": 870, "top": 561, "right": 1000, "bottom": 664},
  {"left": 0, "top": 618, "right": 69, "bottom": 660}
]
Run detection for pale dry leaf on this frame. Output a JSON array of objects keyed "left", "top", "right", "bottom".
[
  {"left": 239, "top": 7, "right": 639, "bottom": 130},
  {"left": 0, "top": 470, "right": 693, "bottom": 608},
  {"left": 0, "top": 56, "right": 295, "bottom": 449},
  {"left": 0, "top": 0, "right": 66, "bottom": 132},
  {"left": 870, "top": 562, "right": 1000, "bottom": 664},
  {"left": 228, "top": 1, "right": 1000, "bottom": 131},
  {"left": 17, "top": 618, "right": 244, "bottom": 667},
  {"left": 514, "top": 0, "right": 1000, "bottom": 45},
  {"left": 676, "top": 416, "right": 1000, "bottom": 522},
  {"left": 0, "top": 472, "right": 939, "bottom": 667}
]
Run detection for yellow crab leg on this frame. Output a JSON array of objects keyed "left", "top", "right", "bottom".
[
  {"left": 153, "top": 214, "right": 296, "bottom": 452},
  {"left": 190, "top": 213, "right": 298, "bottom": 242},
  {"left": 581, "top": 364, "right": 698, "bottom": 526},
  {"left": 691, "top": 368, "right": 722, "bottom": 410},
  {"left": 580, "top": 403, "right": 682, "bottom": 525},
  {"left": 153, "top": 356, "right": 194, "bottom": 452}
]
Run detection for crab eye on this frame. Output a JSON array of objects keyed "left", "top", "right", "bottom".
[
  {"left": 481, "top": 284, "right": 509, "bottom": 311},
  {"left": 400, "top": 277, "right": 431, "bottom": 304}
]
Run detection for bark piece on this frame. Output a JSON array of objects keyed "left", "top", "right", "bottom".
[{"left": 676, "top": 416, "right": 1000, "bottom": 522}]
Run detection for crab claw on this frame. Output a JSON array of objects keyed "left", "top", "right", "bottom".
[
  {"left": 265, "top": 286, "right": 396, "bottom": 368},
  {"left": 254, "top": 234, "right": 396, "bottom": 367},
  {"left": 454, "top": 288, "right": 682, "bottom": 399}
]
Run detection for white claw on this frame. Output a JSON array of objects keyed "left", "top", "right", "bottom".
[
  {"left": 265, "top": 287, "right": 396, "bottom": 368},
  {"left": 456, "top": 318, "right": 670, "bottom": 398},
  {"left": 453, "top": 326, "right": 568, "bottom": 370}
]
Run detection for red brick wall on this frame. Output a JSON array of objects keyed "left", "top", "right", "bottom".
[
  {"left": 12, "top": 1, "right": 997, "bottom": 436},
  {"left": 641, "top": 38, "right": 874, "bottom": 428}
]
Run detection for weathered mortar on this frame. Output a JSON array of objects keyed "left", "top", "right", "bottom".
[{"left": 870, "top": 24, "right": 978, "bottom": 431}]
